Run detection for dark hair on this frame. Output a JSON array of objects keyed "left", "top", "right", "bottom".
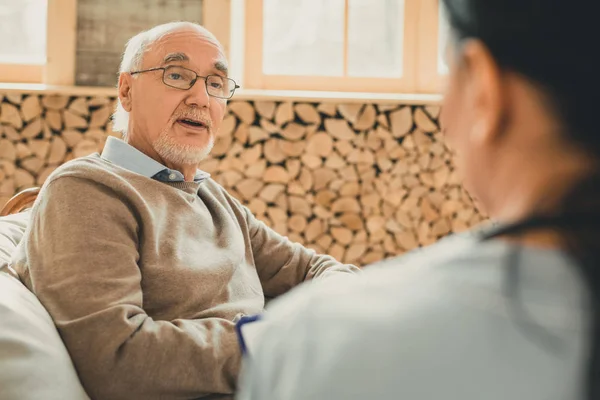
[{"left": 441, "top": 0, "right": 600, "bottom": 398}]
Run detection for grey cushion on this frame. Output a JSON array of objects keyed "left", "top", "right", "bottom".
[
  {"left": 0, "top": 212, "right": 90, "bottom": 400},
  {"left": 0, "top": 211, "right": 30, "bottom": 272}
]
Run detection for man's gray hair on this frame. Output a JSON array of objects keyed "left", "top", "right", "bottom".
[{"left": 112, "top": 21, "right": 221, "bottom": 137}]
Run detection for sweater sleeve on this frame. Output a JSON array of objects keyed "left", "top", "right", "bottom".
[
  {"left": 20, "top": 177, "right": 241, "bottom": 400},
  {"left": 238, "top": 202, "right": 360, "bottom": 298}
]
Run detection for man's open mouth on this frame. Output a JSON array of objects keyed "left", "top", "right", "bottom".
[{"left": 178, "top": 118, "right": 207, "bottom": 129}]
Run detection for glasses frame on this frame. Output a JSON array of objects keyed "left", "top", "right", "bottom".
[{"left": 130, "top": 65, "right": 240, "bottom": 99}]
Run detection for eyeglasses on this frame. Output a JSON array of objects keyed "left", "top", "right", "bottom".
[{"left": 130, "top": 65, "right": 239, "bottom": 99}]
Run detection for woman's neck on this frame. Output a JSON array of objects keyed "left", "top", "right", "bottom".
[{"left": 494, "top": 162, "right": 598, "bottom": 248}]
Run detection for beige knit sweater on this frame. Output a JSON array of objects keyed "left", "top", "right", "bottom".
[{"left": 12, "top": 154, "right": 359, "bottom": 400}]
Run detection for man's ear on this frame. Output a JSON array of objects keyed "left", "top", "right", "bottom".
[
  {"left": 461, "top": 39, "right": 505, "bottom": 145},
  {"left": 118, "top": 72, "right": 133, "bottom": 112}
]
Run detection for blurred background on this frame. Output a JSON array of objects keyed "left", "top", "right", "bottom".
[
  {"left": 0, "top": 0, "right": 486, "bottom": 266},
  {"left": 0, "top": 0, "right": 449, "bottom": 90}
]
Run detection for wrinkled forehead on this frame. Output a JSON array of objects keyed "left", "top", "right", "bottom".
[{"left": 144, "top": 28, "right": 228, "bottom": 73}]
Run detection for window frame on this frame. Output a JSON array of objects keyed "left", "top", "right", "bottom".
[
  {"left": 240, "top": 0, "right": 445, "bottom": 94},
  {"left": 0, "top": 0, "right": 77, "bottom": 85},
  {"left": 415, "top": 0, "right": 446, "bottom": 93}
]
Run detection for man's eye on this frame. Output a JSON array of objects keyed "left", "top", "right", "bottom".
[
  {"left": 168, "top": 73, "right": 182, "bottom": 80},
  {"left": 210, "top": 82, "right": 223, "bottom": 89}
]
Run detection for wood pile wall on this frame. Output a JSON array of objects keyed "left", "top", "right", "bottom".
[{"left": 0, "top": 92, "right": 486, "bottom": 265}]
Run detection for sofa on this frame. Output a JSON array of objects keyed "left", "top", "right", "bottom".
[{"left": 0, "top": 191, "right": 90, "bottom": 399}]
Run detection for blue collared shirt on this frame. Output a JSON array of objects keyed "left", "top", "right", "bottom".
[{"left": 100, "top": 136, "right": 210, "bottom": 183}]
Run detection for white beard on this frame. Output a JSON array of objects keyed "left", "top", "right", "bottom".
[{"left": 152, "top": 130, "right": 215, "bottom": 166}]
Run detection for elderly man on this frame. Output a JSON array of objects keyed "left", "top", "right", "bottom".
[{"left": 12, "top": 21, "right": 359, "bottom": 400}]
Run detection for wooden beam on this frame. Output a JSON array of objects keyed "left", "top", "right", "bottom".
[
  {"left": 0, "top": 64, "right": 44, "bottom": 84},
  {"left": 203, "top": 0, "right": 232, "bottom": 58},
  {"left": 243, "top": 0, "right": 264, "bottom": 89},
  {"left": 415, "top": 0, "right": 444, "bottom": 93},
  {"left": 44, "top": 0, "right": 78, "bottom": 85}
]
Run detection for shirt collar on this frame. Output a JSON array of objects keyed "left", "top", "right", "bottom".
[{"left": 101, "top": 136, "right": 210, "bottom": 183}]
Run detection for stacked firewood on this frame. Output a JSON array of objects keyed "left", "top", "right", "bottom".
[
  {"left": 0, "top": 93, "right": 486, "bottom": 264},
  {"left": 0, "top": 94, "right": 118, "bottom": 205}
]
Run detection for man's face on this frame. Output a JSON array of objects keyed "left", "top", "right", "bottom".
[{"left": 122, "top": 28, "right": 228, "bottom": 166}]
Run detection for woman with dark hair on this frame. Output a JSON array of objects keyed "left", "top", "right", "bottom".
[{"left": 237, "top": 1, "right": 598, "bottom": 399}]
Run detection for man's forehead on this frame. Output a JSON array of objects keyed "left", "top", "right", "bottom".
[
  {"left": 147, "top": 30, "right": 227, "bottom": 68},
  {"left": 160, "top": 51, "right": 228, "bottom": 75}
]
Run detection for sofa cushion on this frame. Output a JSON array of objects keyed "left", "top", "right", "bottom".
[
  {"left": 0, "top": 211, "right": 30, "bottom": 272},
  {"left": 0, "top": 213, "right": 90, "bottom": 399}
]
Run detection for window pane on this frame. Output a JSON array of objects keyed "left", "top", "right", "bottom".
[
  {"left": 263, "top": 0, "right": 344, "bottom": 76},
  {"left": 0, "top": 0, "right": 47, "bottom": 64},
  {"left": 438, "top": 2, "right": 450, "bottom": 75},
  {"left": 347, "top": 0, "right": 404, "bottom": 78}
]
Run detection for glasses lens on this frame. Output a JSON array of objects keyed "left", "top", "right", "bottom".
[
  {"left": 163, "top": 66, "right": 196, "bottom": 89},
  {"left": 206, "top": 75, "right": 235, "bottom": 98}
]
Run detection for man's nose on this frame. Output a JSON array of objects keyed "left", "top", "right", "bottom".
[{"left": 184, "top": 78, "right": 210, "bottom": 108}]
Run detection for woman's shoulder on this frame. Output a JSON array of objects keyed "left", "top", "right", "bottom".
[
  {"left": 268, "top": 227, "right": 583, "bottom": 321},
  {"left": 248, "top": 231, "right": 586, "bottom": 400},
  {"left": 260, "top": 228, "right": 587, "bottom": 362}
]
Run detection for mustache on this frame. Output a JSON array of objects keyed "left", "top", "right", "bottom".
[{"left": 173, "top": 110, "right": 213, "bottom": 128}]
